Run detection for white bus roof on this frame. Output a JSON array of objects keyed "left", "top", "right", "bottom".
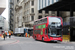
[{"left": 34, "top": 16, "right": 59, "bottom": 22}]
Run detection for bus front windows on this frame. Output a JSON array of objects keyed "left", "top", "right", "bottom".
[
  {"left": 48, "top": 28, "right": 57, "bottom": 37},
  {"left": 48, "top": 17, "right": 62, "bottom": 37},
  {"left": 48, "top": 28, "right": 62, "bottom": 37}
]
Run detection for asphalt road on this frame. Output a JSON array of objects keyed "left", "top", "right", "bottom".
[{"left": 0, "top": 36, "right": 75, "bottom": 50}]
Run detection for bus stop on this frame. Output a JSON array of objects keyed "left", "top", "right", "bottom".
[{"left": 39, "top": 0, "right": 75, "bottom": 41}]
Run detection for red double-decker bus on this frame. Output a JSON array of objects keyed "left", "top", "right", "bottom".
[{"left": 33, "top": 16, "right": 63, "bottom": 42}]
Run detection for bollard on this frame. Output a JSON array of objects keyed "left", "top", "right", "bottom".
[
  {"left": 28, "top": 34, "right": 29, "bottom": 37},
  {"left": 28, "top": 34, "right": 30, "bottom": 37}
]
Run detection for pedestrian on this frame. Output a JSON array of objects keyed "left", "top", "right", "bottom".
[
  {"left": 3, "top": 32, "right": 6, "bottom": 40},
  {"left": 0, "top": 33, "right": 2, "bottom": 37},
  {"left": 25, "top": 32, "right": 27, "bottom": 37},
  {"left": 5, "top": 32, "right": 7, "bottom": 38},
  {"left": 9, "top": 32, "right": 11, "bottom": 38}
]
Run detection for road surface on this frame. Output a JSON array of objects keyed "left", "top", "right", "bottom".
[{"left": 0, "top": 36, "right": 75, "bottom": 50}]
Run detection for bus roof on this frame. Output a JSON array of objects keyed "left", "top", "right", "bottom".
[{"left": 34, "top": 16, "right": 60, "bottom": 22}]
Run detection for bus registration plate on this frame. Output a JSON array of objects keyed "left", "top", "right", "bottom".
[{"left": 53, "top": 38, "right": 58, "bottom": 39}]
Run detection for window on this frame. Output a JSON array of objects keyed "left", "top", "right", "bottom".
[
  {"left": 38, "top": 16, "right": 42, "bottom": 19},
  {"left": 24, "top": 4, "right": 26, "bottom": 9},
  {"left": 48, "top": 0, "right": 50, "bottom": 5},
  {"left": 27, "top": 17, "right": 28, "bottom": 21},
  {"left": 45, "top": 0, "right": 46, "bottom": 6},
  {"left": 42, "top": 18, "right": 47, "bottom": 23},
  {"left": 52, "top": 0, "right": 54, "bottom": 4},
  {"left": 35, "top": 26, "right": 38, "bottom": 29},
  {"left": 17, "top": 0, "right": 19, "bottom": 2},
  {"left": 34, "top": 30, "right": 41, "bottom": 34},
  {"left": 32, "top": 0, "right": 34, "bottom": 6},
  {"left": 31, "top": 8, "right": 34, "bottom": 13},
  {"left": 31, "top": 16, "right": 34, "bottom": 21},
  {"left": 56, "top": 0, "right": 58, "bottom": 2},
  {"left": 52, "top": 11, "right": 55, "bottom": 14},
  {"left": 45, "top": 28, "right": 47, "bottom": 35},
  {"left": 42, "top": 0, "right": 43, "bottom": 8},
  {"left": 39, "top": 0, "right": 40, "bottom": 9},
  {"left": 34, "top": 18, "right": 47, "bottom": 25},
  {"left": 23, "top": 17, "right": 24, "bottom": 22},
  {"left": 45, "top": 16, "right": 48, "bottom": 17},
  {"left": 0, "top": 27, "right": 2, "bottom": 29}
]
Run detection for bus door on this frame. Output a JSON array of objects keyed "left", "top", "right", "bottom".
[
  {"left": 40, "top": 25, "right": 47, "bottom": 41},
  {"left": 37, "top": 29, "right": 41, "bottom": 40},
  {"left": 40, "top": 27, "right": 44, "bottom": 40},
  {"left": 44, "top": 28, "right": 48, "bottom": 41}
]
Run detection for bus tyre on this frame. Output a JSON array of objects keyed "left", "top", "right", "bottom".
[{"left": 42, "top": 37, "right": 44, "bottom": 41}]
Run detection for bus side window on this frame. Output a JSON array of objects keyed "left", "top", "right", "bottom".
[{"left": 45, "top": 28, "right": 47, "bottom": 35}]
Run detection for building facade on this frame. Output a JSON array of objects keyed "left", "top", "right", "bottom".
[
  {"left": 37, "top": 0, "right": 59, "bottom": 19},
  {"left": 0, "top": 15, "right": 5, "bottom": 30},
  {"left": 14, "top": 0, "right": 38, "bottom": 29},
  {"left": 9, "top": 0, "right": 14, "bottom": 31},
  {"left": 0, "top": 0, "right": 6, "bottom": 15},
  {"left": 9, "top": 0, "right": 38, "bottom": 33},
  {"left": 38, "top": 0, "right": 59, "bottom": 10},
  {"left": 0, "top": 15, "right": 8, "bottom": 33}
]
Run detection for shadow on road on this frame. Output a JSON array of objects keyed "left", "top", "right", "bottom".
[{"left": 34, "top": 39, "right": 61, "bottom": 44}]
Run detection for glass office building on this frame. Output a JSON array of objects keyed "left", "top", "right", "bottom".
[
  {"left": 0, "top": 15, "right": 5, "bottom": 30},
  {"left": 38, "top": 0, "right": 59, "bottom": 10}
]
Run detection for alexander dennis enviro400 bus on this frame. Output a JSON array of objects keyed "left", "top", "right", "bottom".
[{"left": 33, "top": 16, "right": 63, "bottom": 42}]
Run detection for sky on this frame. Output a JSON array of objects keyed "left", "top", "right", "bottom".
[{"left": 1, "top": 0, "right": 8, "bottom": 21}]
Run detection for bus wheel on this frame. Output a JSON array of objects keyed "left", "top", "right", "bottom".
[{"left": 42, "top": 37, "right": 44, "bottom": 41}]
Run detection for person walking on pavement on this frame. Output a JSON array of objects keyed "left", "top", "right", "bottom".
[
  {"left": 25, "top": 32, "right": 27, "bottom": 37},
  {"left": 9, "top": 32, "right": 11, "bottom": 38},
  {"left": 3, "top": 32, "right": 6, "bottom": 40},
  {"left": 0, "top": 33, "right": 2, "bottom": 37},
  {"left": 5, "top": 32, "right": 7, "bottom": 38}
]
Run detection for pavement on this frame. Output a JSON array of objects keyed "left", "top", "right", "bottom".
[
  {"left": 0, "top": 36, "right": 17, "bottom": 46},
  {"left": 62, "top": 40, "right": 75, "bottom": 44}
]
